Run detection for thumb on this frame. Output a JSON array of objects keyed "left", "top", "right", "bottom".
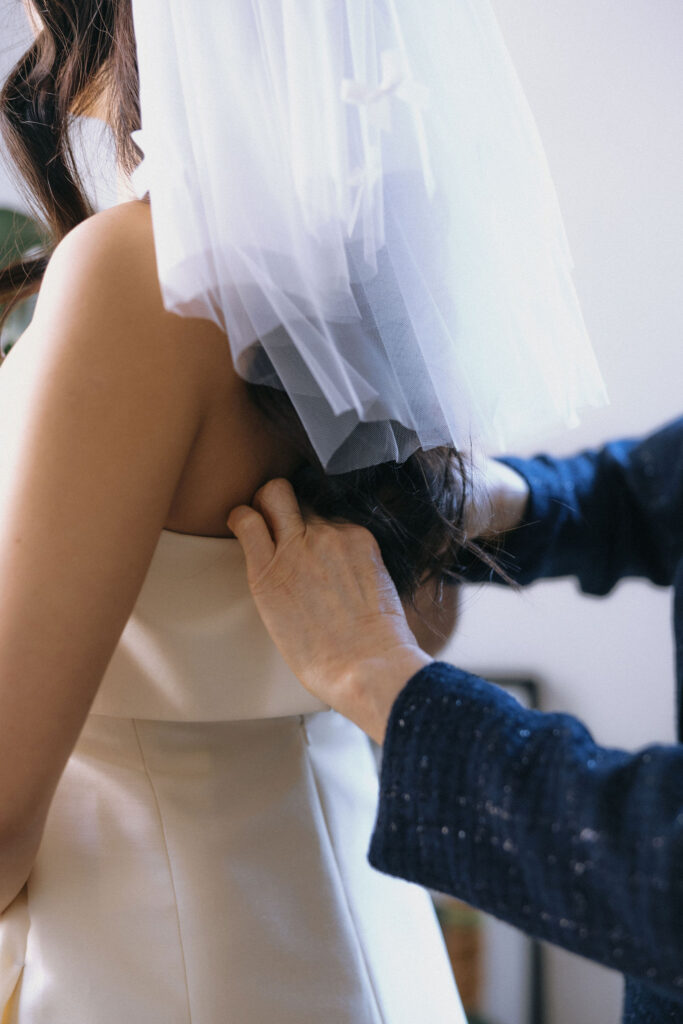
[{"left": 227, "top": 505, "right": 276, "bottom": 580}]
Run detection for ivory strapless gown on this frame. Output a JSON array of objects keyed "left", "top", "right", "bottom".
[{"left": 0, "top": 529, "right": 465, "bottom": 1024}]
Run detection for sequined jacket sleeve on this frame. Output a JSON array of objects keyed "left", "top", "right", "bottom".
[
  {"left": 368, "top": 663, "right": 683, "bottom": 1003},
  {"left": 466, "top": 414, "right": 683, "bottom": 592}
]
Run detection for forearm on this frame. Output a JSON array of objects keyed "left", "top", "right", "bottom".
[{"left": 369, "top": 663, "right": 683, "bottom": 1001}]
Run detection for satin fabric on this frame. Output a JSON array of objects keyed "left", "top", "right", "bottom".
[{"left": 0, "top": 530, "right": 465, "bottom": 1023}]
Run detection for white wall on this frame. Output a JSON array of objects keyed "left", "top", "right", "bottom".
[
  {"left": 1, "top": 2, "right": 681, "bottom": 1022},
  {"left": 454, "top": 3, "right": 683, "bottom": 1022},
  {"left": 0, "top": 3, "right": 117, "bottom": 212},
  {"left": 0, "top": 1, "right": 31, "bottom": 208}
]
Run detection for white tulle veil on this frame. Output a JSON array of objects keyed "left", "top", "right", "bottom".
[{"left": 129, "top": 0, "right": 607, "bottom": 472}]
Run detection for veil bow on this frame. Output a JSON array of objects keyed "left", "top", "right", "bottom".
[{"left": 130, "top": 0, "right": 607, "bottom": 471}]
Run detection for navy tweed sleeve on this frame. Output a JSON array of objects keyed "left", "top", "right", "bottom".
[
  {"left": 465, "top": 415, "right": 683, "bottom": 593},
  {"left": 368, "top": 663, "right": 683, "bottom": 1005}
]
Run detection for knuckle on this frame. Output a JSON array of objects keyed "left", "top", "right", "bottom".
[
  {"left": 255, "top": 478, "right": 288, "bottom": 506},
  {"left": 352, "top": 524, "right": 380, "bottom": 554},
  {"left": 307, "top": 519, "right": 379, "bottom": 561},
  {"left": 319, "top": 522, "right": 342, "bottom": 542},
  {"left": 311, "top": 528, "right": 337, "bottom": 560}
]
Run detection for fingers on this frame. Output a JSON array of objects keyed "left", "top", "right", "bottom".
[
  {"left": 251, "top": 478, "right": 306, "bottom": 546},
  {"left": 227, "top": 505, "right": 275, "bottom": 579}
]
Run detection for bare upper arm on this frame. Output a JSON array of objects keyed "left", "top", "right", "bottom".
[{"left": 0, "top": 203, "right": 207, "bottom": 841}]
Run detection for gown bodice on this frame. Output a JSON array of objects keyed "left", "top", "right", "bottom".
[
  {"left": 91, "top": 528, "right": 327, "bottom": 721},
  {"left": 1, "top": 526, "right": 464, "bottom": 1024}
]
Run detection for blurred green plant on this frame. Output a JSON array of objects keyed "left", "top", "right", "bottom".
[{"left": 0, "top": 207, "right": 48, "bottom": 357}]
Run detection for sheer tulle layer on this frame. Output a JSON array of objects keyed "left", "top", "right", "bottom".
[{"left": 130, "top": 0, "right": 607, "bottom": 470}]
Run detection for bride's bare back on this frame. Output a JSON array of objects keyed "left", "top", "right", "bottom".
[{"left": 3, "top": 201, "right": 298, "bottom": 538}]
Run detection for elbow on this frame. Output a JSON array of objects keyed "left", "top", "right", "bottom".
[
  {"left": 0, "top": 874, "right": 31, "bottom": 917},
  {"left": 405, "top": 582, "right": 460, "bottom": 657},
  {"left": 0, "top": 816, "right": 42, "bottom": 915}
]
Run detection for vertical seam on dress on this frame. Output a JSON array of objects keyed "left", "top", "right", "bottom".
[
  {"left": 0, "top": 885, "right": 29, "bottom": 1024},
  {"left": 1, "top": 967, "right": 24, "bottom": 1024},
  {"left": 298, "top": 715, "right": 386, "bottom": 1024},
  {"left": 131, "top": 719, "right": 193, "bottom": 1024}
]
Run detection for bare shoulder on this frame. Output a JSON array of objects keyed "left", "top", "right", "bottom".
[
  {"left": 22, "top": 202, "right": 299, "bottom": 534},
  {"left": 50, "top": 200, "right": 155, "bottom": 272},
  {"left": 46, "top": 201, "right": 154, "bottom": 286},
  {"left": 39, "top": 201, "right": 173, "bottom": 342},
  {"left": 2, "top": 199, "right": 211, "bottom": 445},
  {"left": 29, "top": 200, "right": 225, "bottom": 400}
]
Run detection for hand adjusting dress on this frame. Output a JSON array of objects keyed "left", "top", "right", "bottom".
[{"left": 0, "top": 529, "right": 464, "bottom": 1024}]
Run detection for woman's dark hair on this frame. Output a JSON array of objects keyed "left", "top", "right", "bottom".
[
  {"left": 0, "top": 0, "right": 503, "bottom": 599},
  {"left": 0, "top": 1, "right": 139, "bottom": 311}
]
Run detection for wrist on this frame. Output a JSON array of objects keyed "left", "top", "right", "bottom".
[
  {"left": 468, "top": 459, "right": 531, "bottom": 541},
  {"left": 488, "top": 461, "right": 531, "bottom": 536},
  {"left": 338, "top": 645, "right": 432, "bottom": 745}
]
